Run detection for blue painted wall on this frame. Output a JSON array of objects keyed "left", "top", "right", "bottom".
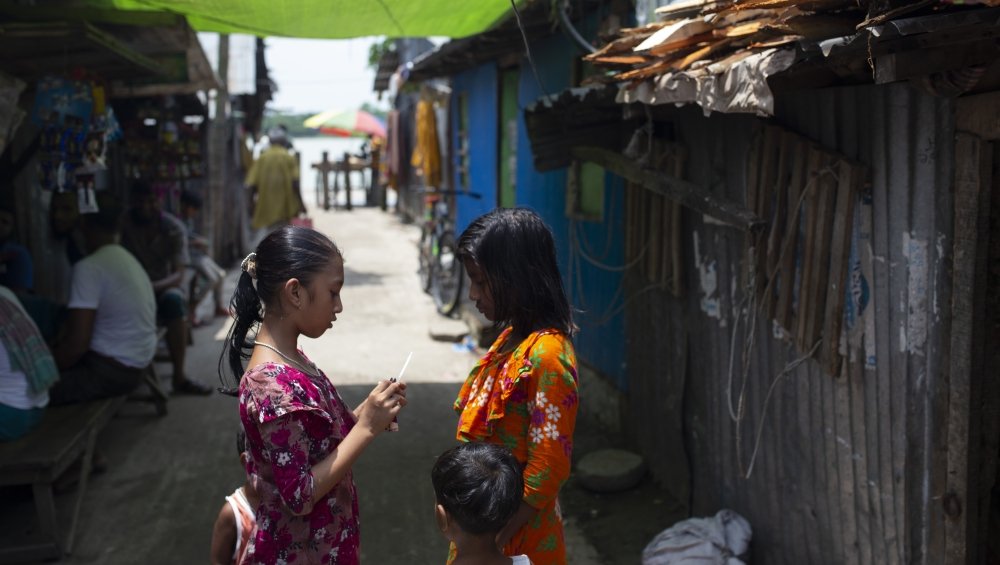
[
  {"left": 514, "top": 32, "right": 627, "bottom": 389},
  {"left": 451, "top": 65, "right": 499, "bottom": 234},
  {"left": 447, "top": 22, "right": 628, "bottom": 389}
]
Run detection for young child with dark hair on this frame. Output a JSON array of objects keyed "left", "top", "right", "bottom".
[
  {"left": 210, "top": 430, "right": 259, "bottom": 565},
  {"left": 432, "top": 442, "right": 531, "bottom": 565}
]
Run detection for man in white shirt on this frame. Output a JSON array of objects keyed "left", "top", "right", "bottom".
[{"left": 49, "top": 191, "right": 157, "bottom": 404}]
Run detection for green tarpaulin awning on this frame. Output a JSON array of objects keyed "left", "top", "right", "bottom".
[{"left": 77, "top": 0, "right": 523, "bottom": 38}]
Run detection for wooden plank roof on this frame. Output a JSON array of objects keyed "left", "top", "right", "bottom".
[
  {"left": 0, "top": 21, "right": 169, "bottom": 82},
  {"left": 587, "top": 1, "right": 1000, "bottom": 113}
]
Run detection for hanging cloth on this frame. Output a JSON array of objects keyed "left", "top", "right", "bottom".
[
  {"left": 410, "top": 99, "right": 441, "bottom": 188},
  {"left": 0, "top": 287, "right": 59, "bottom": 394},
  {"left": 386, "top": 110, "right": 401, "bottom": 189}
]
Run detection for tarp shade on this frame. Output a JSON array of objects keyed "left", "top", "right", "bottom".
[{"left": 80, "top": 0, "right": 523, "bottom": 39}]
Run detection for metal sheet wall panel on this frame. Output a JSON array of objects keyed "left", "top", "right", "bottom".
[
  {"left": 451, "top": 64, "right": 499, "bottom": 234},
  {"left": 515, "top": 31, "right": 628, "bottom": 385},
  {"left": 449, "top": 32, "right": 629, "bottom": 385},
  {"left": 626, "top": 83, "right": 955, "bottom": 564}
]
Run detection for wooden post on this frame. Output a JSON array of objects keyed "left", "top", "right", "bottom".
[
  {"left": 371, "top": 146, "right": 384, "bottom": 211},
  {"left": 343, "top": 152, "right": 353, "bottom": 211},
  {"left": 311, "top": 153, "right": 339, "bottom": 211},
  {"left": 944, "top": 132, "right": 992, "bottom": 564},
  {"left": 331, "top": 159, "right": 340, "bottom": 209},
  {"left": 208, "top": 33, "right": 229, "bottom": 261},
  {"left": 320, "top": 151, "right": 330, "bottom": 210}
]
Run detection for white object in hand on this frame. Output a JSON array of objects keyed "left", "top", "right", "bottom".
[
  {"left": 396, "top": 351, "right": 413, "bottom": 381},
  {"left": 386, "top": 352, "right": 412, "bottom": 432}
]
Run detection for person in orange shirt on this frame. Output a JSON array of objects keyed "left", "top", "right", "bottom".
[{"left": 452, "top": 208, "right": 578, "bottom": 565}]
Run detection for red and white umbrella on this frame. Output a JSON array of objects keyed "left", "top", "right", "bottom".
[{"left": 303, "top": 109, "right": 387, "bottom": 138}]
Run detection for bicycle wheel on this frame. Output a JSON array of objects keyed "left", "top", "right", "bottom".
[
  {"left": 431, "top": 231, "right": 464, "bottom": 317},
  {"left": 417, "top": 226, "right": 436, "bottom": 292}
]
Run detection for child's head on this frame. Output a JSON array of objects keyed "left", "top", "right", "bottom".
[
  {"left": 79, "top": 191, "right": 124, "bottom": 250},
  {"left": 49, "top": 190, "right": 80, "bottom": 237},
  {"left": 220, "top": 225, "right": 344, "bottom": 387},
  {"left": 431, "top": 442, "right": 523, "bottom": 538},
  {"left": 128, "top": 180, "right": 159, "bottom": 224},
  {"left": 457, "top": 208, "right": 574, "bottom": 336}
]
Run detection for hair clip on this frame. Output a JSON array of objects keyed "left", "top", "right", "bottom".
[{"left": 241, "top": 251, "right": 257, "bottom": 280}]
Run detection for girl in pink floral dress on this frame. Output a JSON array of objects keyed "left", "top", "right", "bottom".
[{"left": 220, "top": 226, "right": 407, "bottom": 565}]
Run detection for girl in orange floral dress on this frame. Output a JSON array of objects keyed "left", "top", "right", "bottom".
[{"left": 452, "top": 208, "right": 578, "bottom": 565}]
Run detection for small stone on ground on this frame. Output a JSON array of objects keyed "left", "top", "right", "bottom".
[
  {"left": 428, "top": 315, "right": 468, "bottom": 342},
  {"left": 576, "top": 448, "right": 647, "bottom": 493}
]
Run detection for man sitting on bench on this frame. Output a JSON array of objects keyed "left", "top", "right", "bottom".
[
  {"left": 49, "top": 191, "right": 157, "bottom": 405},
  {"left": 122, "top": 181, "right": 212, "bottom": 396}
]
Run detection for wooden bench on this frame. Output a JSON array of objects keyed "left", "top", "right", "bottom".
[
  {"left": 0, "top": 396, "right": 125, "bottom": 562},
  {"left": 140, "top": 363, "right": 169, "bottom": 417}
]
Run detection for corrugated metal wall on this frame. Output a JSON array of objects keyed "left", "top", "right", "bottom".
[
  {"left": 451, "top": 65, "right": 499, "bottom": 233},
  {"left": 626, "top": 83, "right": 956, "bottom": 564},
  {"left": 515, "top": 32, "right": 629, "bottom": 385},
  {"left": 449, "top": 31, "right": 629, "bottom": 385}
]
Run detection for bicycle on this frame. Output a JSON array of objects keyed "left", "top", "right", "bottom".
[{"left": 417, "top": 189, "right": 482, "bottom": 317}]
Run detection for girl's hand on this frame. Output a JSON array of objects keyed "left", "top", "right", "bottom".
[{"left": 356, "top": 379, "right": 407, "bottom": 435}]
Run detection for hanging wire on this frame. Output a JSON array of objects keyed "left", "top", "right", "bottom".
[
  {"left": 728, "top": 163, "right": 839, "bottom": 423},
  {"left": 373, "top": 0, "right": 406, "bottom": 36},
  {"left": 725, "top": 163, "right": 842, "bottom": 479},
  {"left": 557, "top": 0, "right": 598, "bottom": 54},
  {"left": 740, "top": 339, "right": 823, "bottom": 479},
  {"left": 509, "top": 0, "right": 549, "bottom": 97},
  {"left": 570, "top": 179, "right": 623, "bottom": 268},
  {"left": 566, "top": 181, "right": 655, "bottom": 327},
  {"left": 576, "top": 231, "right": 649, "bottom": 272}
]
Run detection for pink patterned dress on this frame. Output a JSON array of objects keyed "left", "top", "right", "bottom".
[{"left": 238, "top": 361, "right": 360, "bottom": 564}]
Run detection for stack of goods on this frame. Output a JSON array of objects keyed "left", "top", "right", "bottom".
[
  {"left": 123, "top": 104, "right": 205, "bottom": 183},
  {"left": 31, "top": 75, "right": 120, "bottom": 211}
]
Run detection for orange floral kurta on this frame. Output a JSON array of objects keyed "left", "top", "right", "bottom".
[{"left": 453, "top": 327, "right": 578, "bottom": 565}]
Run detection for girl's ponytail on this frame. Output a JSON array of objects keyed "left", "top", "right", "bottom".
[
  {"left": 218, "top": 254, "right": 263, "bottom": 394},
  {"left": 217, "top": 227, "right": 342, "bottom": 395}
]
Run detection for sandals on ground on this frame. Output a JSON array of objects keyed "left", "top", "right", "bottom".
[{"left": 172, "top": 379, "right": 214, "bottom": 396}]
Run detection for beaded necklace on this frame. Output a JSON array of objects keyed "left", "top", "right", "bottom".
[{"left": 254, "top": 341, "right": 321, "bottom": 377}]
